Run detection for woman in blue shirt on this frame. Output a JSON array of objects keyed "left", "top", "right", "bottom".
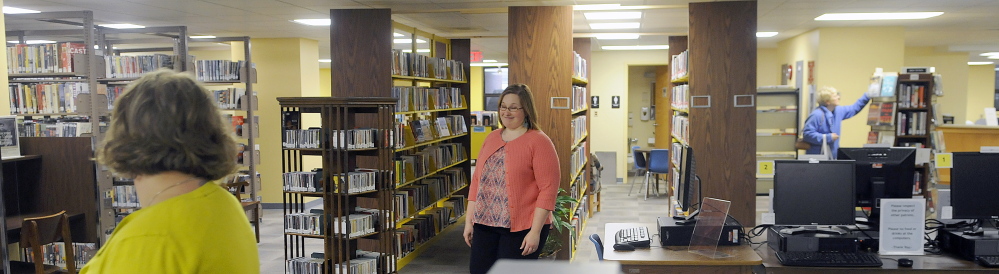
[{"left": 802, "top": 87, "right": 871, "bottom": 158}]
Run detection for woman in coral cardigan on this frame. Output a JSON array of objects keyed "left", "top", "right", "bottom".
[{"left": 464, "top": 84, "right": 560, "bottom": 274}]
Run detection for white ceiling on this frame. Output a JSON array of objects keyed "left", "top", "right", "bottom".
[{"left": 5, "top": 0, "right": 999, "bottom": 66}]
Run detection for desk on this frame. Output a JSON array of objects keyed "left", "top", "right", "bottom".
[
  {"left": 603, "top": 223, "right": 762, "bottom": 273},
  {"left": 487, "top": 259, "right": 621, "bottom": 274}
]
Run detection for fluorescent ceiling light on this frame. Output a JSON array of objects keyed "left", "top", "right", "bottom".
[
  {"left": 574, "top": 4, "right": 622, "bottom": 10},
  {"left": 394, "top": 39, "right": 427, "bottom": 44},
  {"left": 401, "top": 49, "right": 431, "bottom": 53},
  {"left": 483, "top": 60, "right": 498, "bottom": 63},
  {"left": 815, "top": 12, "right": 943, "bottom": 21},
  {"left": 394, "top": 32, "right": 405, "bottom": 37},
  {"left": 988, "top": 55, "right": 999, "bottom": 60},
  {"left": 7, "top": 40, "right": 56, "bottom": 44},
  {"left": 3, "top": 6, "right": 40, "bottom": 14},
  {"left": 595, "top": 33, "right": 640, "bottom": 40},
  {"left": 101, "top": 24, "right": 145, "bottom": 29},
  {"left": 471, "top": 62, "right": 508, "bottom": 67},
  {"left": 190, "top": 35, "right": 216, "bottom": 39},
  {"left": 968, "top": 62, "right": 994, "bottom": 65},
  {"left": 292, "top": 19, "right": 330, "bottom": 26},
  {"left": 319, "top": 59, "right": 331, "bottom": 63},
  {"left": 602, "top": 45, "right": 669, "bottom": 50},
  {"left": 584, "top": 12, "right": 642, "bottom": 20},
  {"left": 589, "top": 22, "right": 640, "bottom": 30},
  {"left": 756, "top": 32, "right": 778, "bottom": 37},
  {"left": 979, "top": 52, "right": 999, "bottom": 56}
]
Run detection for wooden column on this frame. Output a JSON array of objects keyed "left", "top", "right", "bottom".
[
  {"left": 508, "top": 5, "right": 574, "bottom": 259},
  {"left": 329, "top": 9, "right": 392, "bottom": 97},
  {"left": 688, "top": 1, "right": 757, "bottom": 226}
]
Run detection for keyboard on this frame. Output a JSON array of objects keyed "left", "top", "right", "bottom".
[
  {"left": 976, "top": 256, "right": 999, "bottom": 268},
  {"left": 775, "top": 251, "right": 883, "bottom": 267},
  {"left": 615, "top": 226, "right": 651, "bottom": 248}
]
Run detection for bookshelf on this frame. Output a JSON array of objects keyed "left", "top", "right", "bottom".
[
  {"left": 868, "top": 72, "right": 937, "bottom": 196},
  {"left": 567, "top": 37, "right": 593, "bottom": 260},
  {"left": 327, "top": 9, "right": 472, "bottom": 270},
  {"left": 278, "top": 97, "right": 397, "bottom": 274},
  {"left": 755, "top": 87, "right": 799, "bottom": 194},
  {"left": 667, "top": 36, "right": 690, "bottom": 217}
]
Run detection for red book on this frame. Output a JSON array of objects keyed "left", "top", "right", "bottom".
[
  {"left": 59, "top": 42, "right": 86, "bottom": 73},
  {"left": 232, "top": 115, "right": 245, "bottom": 137}
]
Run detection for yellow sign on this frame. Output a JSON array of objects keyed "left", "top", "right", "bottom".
[
  {"left": 935, "top": 153, "right": 953, "bottom": 168},
  {"left": 757, "top": 161, "right": 775, "bottom": 175}
]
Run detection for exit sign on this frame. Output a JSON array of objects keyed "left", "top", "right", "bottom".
[{"left": 470, "top": 51, "right": 483, "bottom": 62}]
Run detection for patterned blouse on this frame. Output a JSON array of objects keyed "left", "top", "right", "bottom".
[{"left": 473, "top": 146, "right": 511, "bottom": 228}]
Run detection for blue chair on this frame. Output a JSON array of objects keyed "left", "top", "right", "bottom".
[
  {"left": 589, "top": 234, "right": 604, "bottom": 261},
  {"left": 628, "top": 148, "right": 648, "bottom": 196},
  {"left": 642, "top": 149, "right": 670, "bottom": 200}
]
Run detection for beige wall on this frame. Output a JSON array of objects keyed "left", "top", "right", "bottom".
[
  {"left": 0, "top": 2, "right": 8, "bottom": 116},
  {"left": 319, "top": 68, "right": 331, "bottom": 96},
  {"left": 777, "top": 30, "right": 819, "bottom": 131},
  {"left": 968, "top": 64, "right": 997, "bottom": 122},
  {"left": 470, "top": 67, "right": 484, "bottom": 111},
  {"left": 627, "top": 66, "right": 658, "bottom": 152},
  {"left": 904, "top": 47, "right": 969, "bottom": 123},
  {"left": 816, "top": 27, "right": 905, "bottom": 149},
  {"left": 590, "top": 49, "right": 669, "bottom": 180},
  {"left": 758, "top": 48, "right": 780, "bottom": 87}
]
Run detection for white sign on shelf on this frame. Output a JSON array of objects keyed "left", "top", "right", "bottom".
[{"left": 879, "top": 198, "right": 925, "bottom": 255}]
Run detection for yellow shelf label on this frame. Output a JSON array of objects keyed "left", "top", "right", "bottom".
[
  {"left": 757, "top": 160, "right": 775, "bottom": 176},
  {"left": 935, "top": 153, "right": 953, "bottom": 168}
]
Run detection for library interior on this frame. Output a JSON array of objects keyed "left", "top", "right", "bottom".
[{"left": 2, "top": 0, "right": 999, "bottom": 273}]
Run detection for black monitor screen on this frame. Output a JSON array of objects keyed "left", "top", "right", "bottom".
[
  {"left": 774, "top": 160, "right": 856, "bottom": 226},
  {"left": 838, "top": 147, "right": 916, "bottom": 208},
  {"left": 676, "top": 145, "right": 696, "bottom": 212},
  {"left": 951, "top": 152, "right": 999, "bottom": 219}
]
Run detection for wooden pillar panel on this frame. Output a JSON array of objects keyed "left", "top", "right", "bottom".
[
  {"left": 330, "top": 9, "right": 392, "bottom": 97},
  {"left": 20, "top": 137, "right": 98, "bottom": 243},
  {"left": 688, "top": 1, "right": 757, "bottom": 226},
  {"left": 508, "top": 6, "right": 574, "bottom": 190}
]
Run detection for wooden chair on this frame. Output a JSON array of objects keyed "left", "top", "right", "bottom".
[
  {"left": 11, "top": 211, "right": 76, "bottom": 274},
  {"left": 223, "top": 181, "right": 261, "bottom": 242}
]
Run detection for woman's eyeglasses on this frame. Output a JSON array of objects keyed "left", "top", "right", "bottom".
[{"left": 499, "top": 106, "right": 523, "bottom": 112}]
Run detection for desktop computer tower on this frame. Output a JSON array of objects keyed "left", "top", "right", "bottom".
[
  {"left": 656, "top": 216, "right": 742, "bottom": 246},
  {"left": 767, "top": 226, "right": 861, "bottom": 252},
  {"left": 936, "top": 228, "right": 999, "bottom": 260}
]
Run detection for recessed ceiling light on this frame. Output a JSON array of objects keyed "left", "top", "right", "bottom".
[
  {"left": 968, "top": 62, "right": 994, "bottom": 65},
  {"left": 584, "top": 12, "right": 642, "bottom": 20},
  {"left": 401, "top": 49, "right": 431, "bottom": 53},
  {"left": 319, "top": 59, "right": 331, "bottom": 63},
  {"left": 589, "top": 22, "right": 640, "bottom": 30},
  {"left": 394, "top": 32, "right": 405, "bottom": 37},
  {"left": 6, "top": 40, "right": 56, "bottom": 44},
  {"left": 101, "top": 24, "right": 145, "bottom": 29},
  {"left": 815, "top": 12, "right": 943, "bottom": 21},
  {"left": 292, "top": 19, "right": 331, "bottom": 26},
  {"left": 3, "top": 6, "right": 40, "bottom": 14},
  {"left": 979, "top": 52, "right": 999, "bottom": 56},
  {"left": 190, "top": 35, "right": 216, "bottom": 39},
  {"left": 602, "top": 45, "right": 669, "bottom": 50},
  {"left": 595, "top": 33, "right": 640, "bottom": 40},
  {"left": 394, "top": 39, "right": 427, "bottom": 44},
  {"left": 471, "top": 62, "right": 508, "bottom": 67},
  {"left": 756, "top": 32, "right": 778, "bottom": 38},
  {"left": 483, "top": 60, "right": 497, "bottom": 63}
]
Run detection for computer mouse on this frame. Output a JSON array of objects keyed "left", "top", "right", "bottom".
[
  {"left": 613, "top": 243, "right": 635, "bottom": 251},
  {"left": 898, "top": 258, "right": 913, "bottom": 267}
]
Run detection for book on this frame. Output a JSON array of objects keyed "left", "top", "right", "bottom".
[
  {"left": 879, "top": 102, "right": 895, "bottom": 125},
  {"left": 880, "top": 72, "right": 898, "bottom": 97},
  {"left": 0, "top": 116, "right": 21, "bottom": 159},
  {"left": 867, "top": 73, "right": 883, "bottom": 97},
  {"left": 867, "top": 131, "right": 879, "bottom": 144},
  {"left": 867, "top": 102, "right": 881, "bottom": 126}
]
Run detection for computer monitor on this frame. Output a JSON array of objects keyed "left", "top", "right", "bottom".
[
  {"left": 837, "top": 147, "right": 916, "bottom": 209},
  {"left": 675, "top": 145, "right": 697, "bottom": 213},
  {"left": 951, "top": 152, "right": 999, "bottom": 234},
  {"left": 774, "top": 160, "right": 856, "bottom": 235}
]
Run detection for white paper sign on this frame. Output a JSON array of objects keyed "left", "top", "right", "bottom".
[{"left": 879, "top": 199, "right": 925, "bottom": 255}]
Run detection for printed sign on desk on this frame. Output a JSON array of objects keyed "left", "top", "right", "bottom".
[
  {"left": 935, "top": 153, "right": 953, "bottom": 168},
  {"left": 879, "top": 198, "right": 925, "bottom": 255}
]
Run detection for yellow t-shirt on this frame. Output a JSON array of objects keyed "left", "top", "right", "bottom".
[{"left": 81, "top": 182, "right": 260, "bottom": 273}]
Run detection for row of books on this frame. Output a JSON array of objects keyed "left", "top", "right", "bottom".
[
  {"left": 106, "top": 85, "right": 124, "bottom": 110},
  {"left": 470, "top": 111, "right": 498, "bottom": 127},
  {"left": 195, "top": 60, "right": 246, "bottom": 82},
  {"left": 571, "top": 142, "right": 587, "bottom": 176},
  {"left": 396, "top": 198, "right": 464, "bottom": 258},
  {"left": 228, "top": 170, "right": 260, "bottom": 202},
  {"left": 572, "top": 115, "right": 587, "bottom": 143},
  {"left": 283, "top": 128, "right": 393, "bottom": 149},
  {"left": 912, "top": 170, "right": 924, "bottom": 195},
  {"left": 287, "top": 251, "right": 384, "bottom": 274},
  {"left": 898, "top": 112, "right": 929, "bottom": 136},
  {"left": 568, "top": 195, "right": 590, "bottom": 254},
  {"left": 868, "top": 72, "right": 898, "bottom": 98},
  {"left": 573, "top": 51, "right": 588, "bottom": 80},
  {"left": 672, "top": 115, "right": 689, "bottom": 143},
  {"left": 6, "top": 42, "right": 86, "bottom": 74},
  {"left": 398, "top": 116, "right": 466, "bottom": 147},
  {"left": 227, "top": 115, "right": 258, "bottom": 139},
  {"left": 8, "top": 82, "right": 89, "bottom": 114},
  {"left": 395, "top": 143, "right": 467, "bottom": 185},
  {"left": 212, "top": 88, "right": 247, "bottom": 110},
  {"left": 103, "top": 54, "right": 179, "bottom": 79},
  {"left": 671, "top": 84, "right": 689, "bottom": 110},
  {"left": 671, "top": 142, "right": 685, "bottom": 168},
  {"left": 284, "top": 209, "right": 378, "bottom": 237},
  {"left": 19, "top": 119, "right": 92, "bottom": 137},
  {"left": 570, "top": 171, "right": 586, "bottom": 202},
  {"left": 571, "top": 86, "right": 587, "bottom": 112},
  {"left": 866, "top": 102, "right": 896, "bottom": 126},
  {"left": 671, "top": 50, "right": 689, "bottom": 81},
  {"left": 395, "top": 169, "right": 467, "bottom": 220},
  {"left": 283, "top": 169, "right": 382, "bottom": 194},
  {"left": 391, "top": 49, "right": 466, "bottom": 81},
  {"left": 235, "top": 143, "right": 256, "bottom": 166},
  {"left": 898, "top": 84, "right": 927, "bottom": 108},
  {"left": 24, "top": 242, "right": 98, "bottom": 269},
  {"left": 111, "top": 185, "right": 139, "bottom": 208},
  {"left": 392, "top": 86, "right": 465, "bottom": 112}
]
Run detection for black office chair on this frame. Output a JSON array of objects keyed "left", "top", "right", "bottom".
[{"left": 589, "top": 234, "right": 604, "bottom": 261}]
